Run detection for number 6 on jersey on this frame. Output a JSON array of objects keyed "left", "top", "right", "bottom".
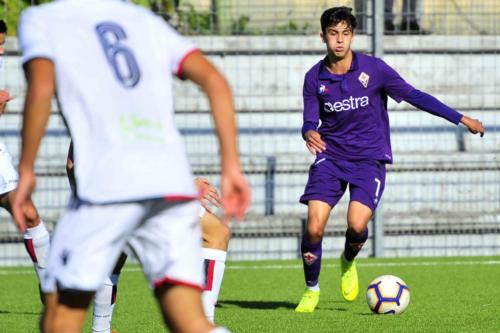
[{"left": 96, "top": 22, "right": 141, "bottom": 88}]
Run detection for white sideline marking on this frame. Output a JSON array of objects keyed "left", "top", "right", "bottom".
[
  {"left": 226, "top": 260, "right": 500, "bottom": 270},
  {"left": 1, "top": 260, "right": 500, "bottom": 275}
]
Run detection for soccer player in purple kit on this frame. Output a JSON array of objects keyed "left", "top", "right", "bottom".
[{"left": 295, "top": 6, "right": 485, "bottom": 313}]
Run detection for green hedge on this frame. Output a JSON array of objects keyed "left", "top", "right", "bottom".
[{"left": 0, "top": 0, "right": 169, "bottom": 35}]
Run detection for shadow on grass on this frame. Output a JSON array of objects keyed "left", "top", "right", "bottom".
[
  {"left": 330, "top": 307, "right": 349, "bottom": 312},
  {"left": 0, "top": 309, "right": 40, "bottom": 316},
  {"left": 219, "top": 300, "right": 296, "bottom": 310},
  {"left": 219, "top": 300, "right": 352, "bottom": 313}
]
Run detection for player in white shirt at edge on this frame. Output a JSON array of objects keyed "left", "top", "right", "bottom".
[
  {"left": 67, "top": 143, "right": 232, "bottom": 331},
  {"left": 12, "top": 1, "right": 251, "bottom": 333},
  {"left": 0, "top": 18, "right": 51, "bottom": 302}
]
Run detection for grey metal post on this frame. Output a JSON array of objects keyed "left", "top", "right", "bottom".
[
  {"left": 211, "top": 0, "right": 219, "bottom": 33},
  {"left": 456, "top": 126, "right": 466, "bottom": 152},
  {"left": 372, "top": 0, "right": 384, "bottom": 58},
  {"left": 264, "top": 156, "right": 276, "bottom": 215},
  {"left": 212, "top": 0, "right": 232, "bottom": 34},
  {"left": 372, "top": 0, "right": 384, "bottom": 257}
]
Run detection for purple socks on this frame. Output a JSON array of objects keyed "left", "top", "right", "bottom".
[
  {"left": 344, "top": 228, "right": 368, "bottom": 261},
  {"left": 301, "top": 238, "right": 323, "bottom": 287}
]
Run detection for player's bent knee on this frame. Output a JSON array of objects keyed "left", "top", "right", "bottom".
[
  {"left": 346, "top": 224, "right": 367, "bottom": 237},
  {"left": 154, "top": 283, "right": 213, "bottom": 333},
  {"left": 202, "top": 213, "right": 231, "bottom": 250},
  {"left": 307, "top": 223, "right": 325, "bottom": 240},
  {"left": 216, "top": 223, "right": 231, "bottom": 247},
  {"left": 48, "top": 289, "right": 94, "bottom": 333}
]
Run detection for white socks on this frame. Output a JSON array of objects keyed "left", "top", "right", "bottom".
[
  {"left": 92, "top": 274, "right": 120, "bottom": 333},
  {"left": 209, "top": 327, "right": 231, "bottom": 333},
  {"left": 307, "top": 283, "right": 320, "bottom": 292},
  {"left": 202, "top": 248, "right": 227, "bottom": 323},
  {"left": 23, "top": 221, "right": 50, "bottom": 284}
]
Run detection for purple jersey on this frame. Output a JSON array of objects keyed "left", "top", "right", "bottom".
[{"left": 302, "top": 52, "right": 415, "bottom": 163}]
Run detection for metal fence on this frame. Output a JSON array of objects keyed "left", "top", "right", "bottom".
[{"left": 0, "top": 0, "right": 499, "bottom": 264}]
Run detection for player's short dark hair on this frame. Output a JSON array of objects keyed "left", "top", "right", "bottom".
[
  {"left": 0, "top": 20, "right": 7, "bottom": 34},
  {"left": 320, "top": 7, "right": 357, "bottom": 33}
]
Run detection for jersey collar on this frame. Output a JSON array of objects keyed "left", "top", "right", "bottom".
[{"left": 319, "top": 51, "right": 359, "bottom": 81}]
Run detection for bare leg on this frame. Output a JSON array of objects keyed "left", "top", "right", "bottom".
[
  {"left": 42, "top": 290, "right": 94, "bottom": 333},
  {"left": 301, "top": 200, "right": 332, "bottom": 287},
  {"left": 155, "top": 284, "right": 215, "bottom": 333},
  {"left": 41, "top": 293, "right": 57, "bottom": 333},
  {"left": 201, "top": 211, "right": 230, "bottom": 322},
  {"left": 2, "top": 191, "right": 50, "bottom": 296},
  {"left": 295, "top": 200, "right": 332, "bottom": 312},
  {"left": 339, "top": 201, "right": 373, "bottom": 302},
  {"left": 344, "top": 200, "right": 373, "bottom": 259},
  {"left": 202, "top": 212, "right": 230, "bottom": 251},
  {"left": 305, "top": 200, "right": 332, "bottom": 243},
  {"left": 347, "top": 201, "right": 372, "bottom": 237}
]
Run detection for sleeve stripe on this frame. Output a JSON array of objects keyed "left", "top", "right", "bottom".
[{"left": 175, "top": 48, "right": 201, "bottom": 77}]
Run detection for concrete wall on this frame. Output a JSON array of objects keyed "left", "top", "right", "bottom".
[{"left": 0, "top": 34, "right": 498, "bottom": 262}]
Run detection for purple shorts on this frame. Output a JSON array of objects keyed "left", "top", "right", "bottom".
[{"left": 300, "top": 157, "right": 386, "bottom": 212}]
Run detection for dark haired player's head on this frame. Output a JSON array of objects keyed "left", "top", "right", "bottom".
[
  {"left": 0, "top": 20, "right": 7, "bottom": 34},
  {"left": 320, "top": 7, "right": 357, "bottom": 33},
  {"left": 0, "top": 20, "right": 7, "bottom": 57},
  {"left": 320, "top": 7, "right": 356, "bottom": 60}
]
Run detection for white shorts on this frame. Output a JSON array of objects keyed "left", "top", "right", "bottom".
[
  {"left": 42, "top": 199, "right": 203, "bottom": 293},
  {"left": 0, "top": 143, "right": 18, "bottom": 195}
]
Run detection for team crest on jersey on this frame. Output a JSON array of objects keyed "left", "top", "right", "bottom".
[
  {"left": 358, "top": 72, "right": 370, "bottom": 88},
  {"left": 303, "top": 252, "right": 318, "bottom": 266},
  {"left": 319, "top": 84, "right": 329, "bottom": 94}
]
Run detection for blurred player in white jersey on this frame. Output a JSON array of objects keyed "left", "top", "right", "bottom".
[
  {"left": 67, "top": 145, "right": 231, "bottom": 331},
  {"left": 13, "top": 1, "right": 250, "bottom": 333},
  {"left": 0, "top": 18, "right": 50, "bottom": 300}
]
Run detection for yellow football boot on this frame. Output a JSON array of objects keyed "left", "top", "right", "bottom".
[
  {"left": 295, "top": 289, "right": 320, "bottom": 313},
  {"left": 340, "top": 253, "right": 359, "bottom": 302}
]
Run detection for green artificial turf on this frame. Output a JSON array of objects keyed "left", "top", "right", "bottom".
[{"left": 1, "top": 256, "right": 499, "bottom": 332}]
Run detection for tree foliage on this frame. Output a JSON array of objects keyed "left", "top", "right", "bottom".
[{"left": 0, "top": 0, "right": 177, "bottom": 35}]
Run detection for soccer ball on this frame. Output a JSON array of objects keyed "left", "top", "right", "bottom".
[{"left": 366, "top": 275, "right": 410, "bottom": 314}]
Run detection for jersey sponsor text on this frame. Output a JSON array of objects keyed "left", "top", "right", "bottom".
[{"left": 324, "top": 95, "right": 370, "bottom": 113}]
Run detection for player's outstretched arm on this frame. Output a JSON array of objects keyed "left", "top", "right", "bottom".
[
  {"left": 402, "top": 89, "right": 485, "bottom": 138},
  {"left": 460, "top": 115, "right": 485, "bottom": 137},
  {"left": 12, "top": 58, "right": 55, "bottom": 232},
  {"left": 181, "top": 52, "right": 251, "bottom": 222}
]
